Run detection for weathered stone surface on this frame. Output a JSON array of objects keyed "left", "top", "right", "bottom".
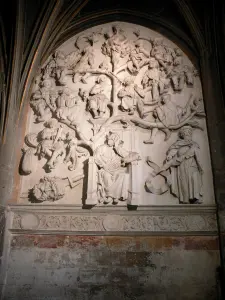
[
  {"left": 2, "top": 235, "right": 220, "bottom": 300},
  {"left": 11, "top": 210, "right": 217, "bottom": 233}
]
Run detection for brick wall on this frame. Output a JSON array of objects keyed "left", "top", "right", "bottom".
[{"left": 2, "top": 235, "right": 220, "bottom": 300}]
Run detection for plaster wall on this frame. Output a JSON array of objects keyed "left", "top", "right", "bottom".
[{"left": 3, "top": 235, "right": 220, "bottom": 300}]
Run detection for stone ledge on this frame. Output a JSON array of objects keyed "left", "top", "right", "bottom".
[
  {"left": 9, "top": 206, "right": 218, "bottom": 235},
  {"left": 9, "top": 204, "right": 216, "bottom": 213}
]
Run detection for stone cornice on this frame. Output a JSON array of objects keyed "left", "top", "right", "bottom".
[{"left": 8, "top": 205, "right": 218, "bottom": 235}]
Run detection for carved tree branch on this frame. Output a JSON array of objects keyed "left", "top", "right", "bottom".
[
  {"left": 58, "top": 119, "right": 93, "bottom": 150},
  {"left": 92, "top": 106, "right": 203, "bottom": 142}
]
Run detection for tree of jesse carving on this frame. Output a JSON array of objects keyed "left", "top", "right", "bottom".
[{"left": 20, "top": 23, "right": 207, "bottom": 205}]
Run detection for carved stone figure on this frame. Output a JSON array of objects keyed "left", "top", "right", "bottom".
[
  {"left": 151, "top": 38, "right": 171, "bottom": 63},
  {"left": 94, "top": 132, "right": 140, "bottom": 204},
  {"left": 32, "top": 173, "right": 84, "bottom": 202},
  {"left": 118, "top": 77, "right": 145, "bottom": 115},
  {"left": 168, "top": 48, "right": 186, "bottom": 91},
  {"left": 88, "top": 75, "right": 109, "bottom": 118},
  {"left": 32, "top": 176, "right": 66, "bottom": 202},
  {"left": 30, "top": 89, "right": 51, "bottom": 123},
  {"left": 102, "top": 25, "right": 130, "bottom": 71},
  {"left": 64, "top": 132, "right": 89, "bottom": 171},
  {"left": 141, "top": 58, "right": 166, "bottom": 101},
  {"left": 72, "top": 46, "right": 95, "bottom": 83},
  {"left": 147, "top": 126, "right": 203, "bottom": 204},
  {"left": 20, "top": 22, "right": 210, "bottom": 207},
  {"left": 55, "top": 87, "right": 76, "bottom": 121},
  {"left": 151, "top": 39, "right": 174, "bottom": 71},
  {"left": 141, "top": 94, "right": 185, "bottom": 143},
  {"left": 30, "top": 78, "right": 55, "bottom": 122},
  {"left": 127, "top": 40, "right": 150, "bottom": 74},
  {"left": 66, "top": 49, "right": 82, "bottom": 72},
  {"left": 36, "top": 119, "right": 66, "bottom": 172},
  {"left": 47, "top": 50, "right": 67, "bottom": 86}
]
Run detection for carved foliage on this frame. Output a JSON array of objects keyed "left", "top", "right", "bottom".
[{"left": 19, "top": 22, "right": 210, "bottom": 206}]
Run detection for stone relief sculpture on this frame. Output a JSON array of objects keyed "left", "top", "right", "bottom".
[
  {"left": 87, "top": 75, "right": 109, "bottom": 119},
  {"left": 146, "top": 126, "right": 203, "bottom": 204},
  {"left": 32, "top": 173, "right": 84, "bottom": 202},
  {"left": 19, "top": 22, "right": 213, "bottom": 206},
  {"left": 93, "top": 132, "right": 141, "bottom": 204}
]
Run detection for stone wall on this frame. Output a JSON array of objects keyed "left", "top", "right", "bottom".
[
  {"left": 3, "top": 235, "right": 220, "bottom": 300},
  {"left": 0, "top": 5, "right": 223, "bottom": 300}
]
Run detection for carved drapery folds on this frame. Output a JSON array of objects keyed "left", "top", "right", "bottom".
[{"left": 19, "top": 22, "right": 214, "bottom": 207}]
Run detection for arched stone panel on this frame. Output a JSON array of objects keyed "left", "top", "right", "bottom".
[{"left": 17, "top": 22, "right": 214, "bottom": 208}]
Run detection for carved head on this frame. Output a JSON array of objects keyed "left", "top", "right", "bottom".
[
  {"left": 179, "top": 126, "right": 193, "bottom": 140},
  {"left": 107, "top": 132, "right": 120, "bottom": 146}
]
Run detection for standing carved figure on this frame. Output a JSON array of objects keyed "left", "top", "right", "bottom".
[
  {"left": 94, "top": 132, "right": 139, "bottom": 204},
  {"left": 48, "top": 51, "right": 67, "bottom": 86},
  {"left": 141, "top": 58, "right": 166, "bottom": 101},
  {"left": 152, "top": 126, "right": 203, "bottom": 203},
  {"left": 168, "top": 48, "right": 185, "bottom": 91}
]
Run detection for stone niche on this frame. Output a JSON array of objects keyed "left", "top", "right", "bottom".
[{"left": 19, "top": 22, "right": 215, "bottom": 207}]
